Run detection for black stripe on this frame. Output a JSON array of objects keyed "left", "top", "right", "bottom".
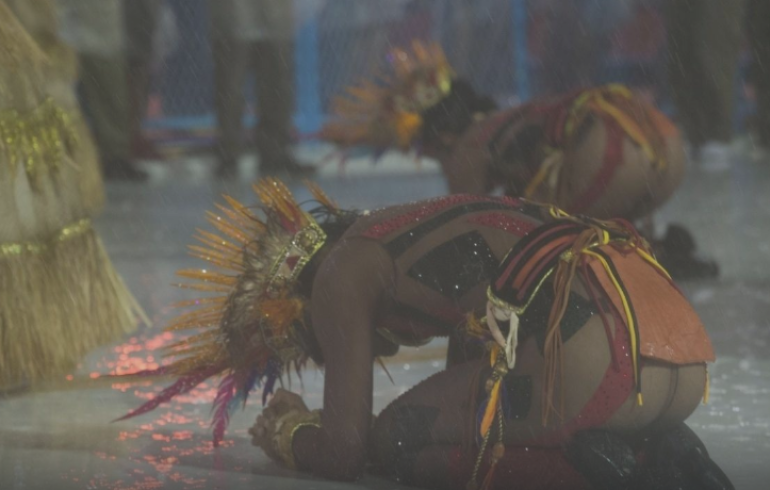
[
  {"left": 384, "top": 201, "right": 515, "bottom": 258},
  {"left": 518, "top": 288, "right": 598, "bottom": 354},
  {"left": 508, "top": 225, "right": 581, "bottom": 280},
  {"left": 594, "top": 249, "right": 642, "bottom": 394},
  {"left": 492, "top": 223, "right": 583, "bottom": 303},
  {"left": 497, "top": 220, "right": 573, "bottom": 267}
]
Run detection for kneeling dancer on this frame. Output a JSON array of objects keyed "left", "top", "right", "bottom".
[
  {"left": 117, "top": 179, "right": 732, "bottom": 490},
  {"left": 320, "top": 42, "right": 716, "bottom": 279}
]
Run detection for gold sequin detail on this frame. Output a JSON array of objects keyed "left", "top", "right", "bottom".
[
  {"left": 0, "top": 97, "right": 78, "bottom": 188},
  {"left": 0, "top": 218, "right": 91, "bottom": 257}
]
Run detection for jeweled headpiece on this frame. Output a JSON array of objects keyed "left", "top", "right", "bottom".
[
  {"left": 115, "top": 179, "right": 339, "bottom": 446},
  {"left": 319, "top": 41, "right": 455, "bottom": 153}
]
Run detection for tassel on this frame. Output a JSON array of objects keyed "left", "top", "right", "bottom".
[
  {"left": 485, "top": 303, "right": 520, "bottom": 370},
  {"left": 480, "top": 463, "right": 497, "bottom": 490},
  {"left": 480, "top": 380, "right": 501, "bottom": 438},
  {"left": 504, "top": 313, "right": 519, "bottom": 370}
]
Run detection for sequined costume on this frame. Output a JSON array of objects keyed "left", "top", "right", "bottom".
[
  {"left": 0, "top": 0, "right": 145, "bottom": 389},
  {"left": 114, "top": 179, "right": 728, "bottom": 490}
]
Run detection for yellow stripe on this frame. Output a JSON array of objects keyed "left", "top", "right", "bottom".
[
  {"left": 593, "top": 97, "right": 656, "bottom": 162},
  {"left": 480, "top": 379, "right": 501, "bottom": 437},
  {"left": 562, "top": 86, "right": 665, "bottom": 170},
  {"left": 524, "top": 161, "right": 553, "bottom": 198},
  {"left": 633, "top": 247, "right": 672, "bottom": 280},
  {"left": 605, "top": 84, "right": 633, "bottom": 98},
  {"left": 564, "top": 91, "right": 593, "bottom": 137},
  {"left": 480, "top": 345, "right": 502, "bottom": 437},
  {"left": 548, "top": 205, "right": 570, "bottom": 219},
  {"left": 582, "top": 249, "right": 642, "bottom": 403}
]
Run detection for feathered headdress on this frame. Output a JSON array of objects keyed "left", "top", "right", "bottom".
[
  {"left": 319, "top": 40, "right": 454, "bottom": 155},
  {"left": 114, "top": 179, "right": 339, "bottom": 446}
]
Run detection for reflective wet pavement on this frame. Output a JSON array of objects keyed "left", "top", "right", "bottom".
[{"left": 1, "top": 146, "right": 769, "bottom": 489}]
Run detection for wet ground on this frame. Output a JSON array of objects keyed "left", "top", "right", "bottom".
[{"left": 1, "top": 144, "right": 769, "bottom": 489}]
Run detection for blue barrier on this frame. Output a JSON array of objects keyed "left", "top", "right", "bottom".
[
  {"left": 295, "top": 18, "right": 323, "bottom": 134},
  {"left": 144, "top": 2, "right": 753, "bottom": 136}
]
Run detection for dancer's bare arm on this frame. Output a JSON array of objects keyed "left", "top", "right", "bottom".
[{"left": 292, "top": 240, "right": 393, "bottom": 480}]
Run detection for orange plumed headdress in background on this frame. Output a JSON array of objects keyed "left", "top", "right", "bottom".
[{"left": 319, "top": 40, "right": 455, "bottom": 153}]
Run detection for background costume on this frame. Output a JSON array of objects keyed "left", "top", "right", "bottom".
[
  {"left": 0, "top": 0, "right": 145, "bottom": 389},
  {"left": 320, "top": 43, "right": 685, "bottom": 222},
  {"left": 56, "top": 0, "right": 137, "bottom": 176},
  {"left": 208, "top": 0, "right": 302, "bottom": 177},
  {"left": 666, "top": 0, "right": 745, "bottom": 150}
]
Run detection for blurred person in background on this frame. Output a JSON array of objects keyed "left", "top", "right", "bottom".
[
  {"left": 123, "top": 0, "right": 165, "bottom": 161},
  {"left": 606, "top": 0, "right": 668, "bottom": 104},
  {"left": 209, "top": 0, "right": 314, "bottom": 179},
  {"left": 317, "top": 0, "right": 405, "bottom": 115},
  {"left": 537, "top": 0, "right": 634, "bottom": 95},
  {"left": 438, "top": 0, "right": 513, "bottom": 102},
  {"left": 57, "top": 0, "right": 148, "bottom": 181},
  {"left": 0, "top": 0, "right": 145, "bottom": 391},
  {"left": 666, "top": 0, "right": 745, "bottom": 162},
  {"left": 747, "top": 0, "right": 770, "bottom": 157}
]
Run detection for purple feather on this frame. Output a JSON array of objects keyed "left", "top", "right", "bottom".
[
  {"left": 261, "top": 360, "right": 282, "bottom": 404},
  {"left": 211, "top": 372, "right": 238, "bottom": 447},
  {"left": 261, "top": 375, "right": 277, "bottom": 405},
  {"left": 112, "top": 366, "right": 218, "bottom": 423},
  {"left": 230, "top": 368, "right": 261, "bottom": 411}
]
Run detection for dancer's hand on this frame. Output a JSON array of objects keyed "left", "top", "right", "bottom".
[
  {"left": 249, "top": 389, "right": 310, "bottom": 462},
  {"left": 264, "top": 389, "right": 309, "bottom": 418}
]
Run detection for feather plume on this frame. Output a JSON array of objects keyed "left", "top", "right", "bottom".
[
  {"left": 113, "top": 179, "right": 333, "bottom": 444},
  {"left": 319, "top": 41, "right": 454, "bottom": 154},
  {"left": 113, "top": 366, "right": 221, "bottom": 422},
  {"left": 211, "top": 372, "right": 238, "bottom": 447}
]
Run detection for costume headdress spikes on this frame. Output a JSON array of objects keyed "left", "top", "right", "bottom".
[
  {"left": 115, "top": 179, "right": 335, "bottom": 446},
  {"left": 319, "top": 41, "right": 455, "bottom": 154}
]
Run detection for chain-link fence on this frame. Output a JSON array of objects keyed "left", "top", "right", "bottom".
[{"left": 132, "top": 0, "right": 749, "bottom": 144}]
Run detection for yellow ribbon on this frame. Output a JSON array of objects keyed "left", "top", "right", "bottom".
[
  {"left": 582, "top": 249, "right": 644, "bottom": 406},
  {"left": 480, "top": 345, "right": 503, "bottom": 438},
  {"left": 563, "top": 85, "right": 663, "bottom": 170}
]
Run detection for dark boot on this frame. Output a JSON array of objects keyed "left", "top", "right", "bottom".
[
  {"left": 103, "top": 158, "right": 149, "bottom": 182},
  {"left": 637, "top": 423, "right": 735, "bottom": 490},
  {"left": 565, "top": 430, "right": 639, "bottom": 490},
  {"left": 215, "top": 157, "right": 239, "bottom": 180},
  {"left": 259, "top": 153, "right": 316, "bottom": 180},
  {"left": 654, "top": 224, "right": 719, "bottom": 280}
]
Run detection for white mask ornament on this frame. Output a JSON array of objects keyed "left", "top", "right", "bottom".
[{"left": 485, "top": 301, "right": 520, "bottom": 370}]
